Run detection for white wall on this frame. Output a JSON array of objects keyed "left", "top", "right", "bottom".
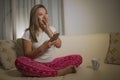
[{"left": 63, "top": 0, "right": 120, "bottom": 35}]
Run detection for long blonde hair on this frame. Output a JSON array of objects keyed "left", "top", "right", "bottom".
[{"left": 26, "top": 4, "right": 47, "bottom": 42}]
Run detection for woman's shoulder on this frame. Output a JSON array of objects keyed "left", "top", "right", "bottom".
[{"left": 22, "top": 30, "right": 31, "bottom": 41}]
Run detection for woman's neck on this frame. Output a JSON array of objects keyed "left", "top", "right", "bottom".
[{"left": 38, "top": 27, "right": 43, "bottom": 32}]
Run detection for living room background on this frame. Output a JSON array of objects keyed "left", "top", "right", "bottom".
[
  {"left": 0, "top": 0, "right": 63, "bottom": 40},
  {"left": 0, "top": 0, "right": 120, "bottom": 40}
]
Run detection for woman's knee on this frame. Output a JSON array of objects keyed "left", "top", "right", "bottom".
[
  {"left": 68, "top": 54, "right": 83, "bottom": 66},
  {"left": 68, "top": 54, "right": 82, "bottom": 62},
  {"left": 15, "top": 56, "right": 31, "bottom": 67}
]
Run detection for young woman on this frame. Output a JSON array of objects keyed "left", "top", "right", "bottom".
[{"left": 15, "top": 4, "right": 82, "bottom": 77}]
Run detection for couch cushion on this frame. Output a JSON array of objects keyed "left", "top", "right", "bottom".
[
  {"left": 0, "top": 39, "right": 24, "bottom": 70},
  {"left": 105, "top": 33, "right": 120, "bottom": 64},
  {"left": 0, "top": 40, "right": 16, "bottom": 69},
  {"left": 14, "top": 38, "right": 24, "bottom": 57}
]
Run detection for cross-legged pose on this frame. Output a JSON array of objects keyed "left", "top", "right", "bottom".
[{"left": 15, "top": 4, "right": 82, "bottom": 77}]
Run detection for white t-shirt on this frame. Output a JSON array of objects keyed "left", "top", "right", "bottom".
[{"left": 22, "top": 27, "right": 56, "bottom": 63}]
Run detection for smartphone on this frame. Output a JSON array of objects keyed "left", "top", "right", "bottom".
[{"left": 50, "top": 33, "right": 60, "bottom": 42}]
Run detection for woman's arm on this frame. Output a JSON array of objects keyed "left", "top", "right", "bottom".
[
  {"left": 43, "top": 27, "right": 62, "bottom": 48},
  {"left": 54, "top": 37, "right": 61, "bottom": 48},
  {"left": 40, "top": 14, "right": 62, "bottom": 48},
  {"left": 23, "top": 39, "right": 50, "bottom": 59}
]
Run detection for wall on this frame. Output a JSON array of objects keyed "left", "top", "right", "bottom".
[{"left": 63, "top": 0, "right": 120, "bottom": 35}]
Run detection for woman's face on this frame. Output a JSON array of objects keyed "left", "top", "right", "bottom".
[{"left": 37, "top": 8, "right": 47, "bottom": 25}]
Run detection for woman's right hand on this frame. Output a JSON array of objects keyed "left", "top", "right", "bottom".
[{"left": 40, "top": 40, "right": 56, "bottom": 53}]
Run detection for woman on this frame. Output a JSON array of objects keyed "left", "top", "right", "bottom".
[{"left": 15, "top": 4, "right": 82, "bottom": 77}]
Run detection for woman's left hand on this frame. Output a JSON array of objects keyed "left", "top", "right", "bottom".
[
  {"left": 39, "top": 14, "right": 54, "bottom": 38},
  {"left": 42, "top": 15, "right": 54, "bottom": 37},
  {"left": 38, "top": 14, "right": 50, "bottom": 31},
  {"left": 42, "top": 14, "right": 50, "bottom": 29}
]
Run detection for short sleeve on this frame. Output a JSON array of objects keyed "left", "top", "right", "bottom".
[{"left": 22, "top": 30, "right": 31, "bottom": 41}]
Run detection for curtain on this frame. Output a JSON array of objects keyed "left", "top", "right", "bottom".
[
  {"left": 0, "top": 0, "right": 64, "bottom": 40},
  {"left": 0, "top": 0, "right": 13, "bottom": 40},
  {"left": 12, "top": 0, "right": 39, "bottom": 39},
  {"left": 41, "top": 0, "right": 64, "bottom": 35}
]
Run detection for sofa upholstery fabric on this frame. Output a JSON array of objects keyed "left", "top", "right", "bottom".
[{"left": 105, "top": 33, "right": 120, "bottom": 64}]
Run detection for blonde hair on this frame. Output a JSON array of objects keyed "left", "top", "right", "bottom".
[{"left": 26, "top": 4, "right": 47, "bottom": 42}]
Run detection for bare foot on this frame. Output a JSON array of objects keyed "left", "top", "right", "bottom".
[
  {"left": 58, "top": 65, "right": 76, "bottom": 76},
  {"left": 70, "top": 66, "right": 76, "bottom": 73}
]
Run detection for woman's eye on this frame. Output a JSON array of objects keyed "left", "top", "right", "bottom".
[{"left": 38, "top": 13, "right": 43, "bottom": 16}]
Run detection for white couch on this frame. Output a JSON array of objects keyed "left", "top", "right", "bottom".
[{"left": 0, "top": 33, "right": 120, "bottom": 80}]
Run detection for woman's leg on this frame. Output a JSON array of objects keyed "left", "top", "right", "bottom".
[
  {"left": 15, "top": 56, "right": 58, "bottom": 77},
  {"left": 43, "top": 54, "right": 82, "bottom": 70},
  {"left": 15, "top": 55, "right": 82, "bottom": 77}
]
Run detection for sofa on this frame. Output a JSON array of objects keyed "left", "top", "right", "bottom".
[{"left": 0, "top": 33, "right": 120, "bottom": 80}]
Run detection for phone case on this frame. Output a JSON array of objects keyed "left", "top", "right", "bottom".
[{"left": 50, "top": 33, "right": 59, "bottom": 42}]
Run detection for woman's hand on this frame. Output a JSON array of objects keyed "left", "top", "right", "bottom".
[
  {"left": 39, "top": 14, "right": 54, "bottom": 37},
  {"left": 39, "top": 14, "right": 50, "bottom": 31},
  {"left": 42, "top": 14, "right": 49, "bottom": 28},
  {"left": 40, "top": 40, "right": 57, "bottom": 53}
]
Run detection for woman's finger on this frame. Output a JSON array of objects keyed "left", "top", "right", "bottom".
[
  {"left": 42, "top": 20, "right": 45, "bottom": 25},
  {"left": 48, "top": 40, "right": 56, "bottom": 47},
  {"left": 51, "top": 40, "right": 57, "bottom": 45}
]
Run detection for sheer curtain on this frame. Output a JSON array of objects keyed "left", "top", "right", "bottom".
[
  {"left": 0, "top": 0, "right": 64, "bottom": 40},
  {"left": 41, "top": 0, "right": 64, "bottom": 35},
  {"left": 0, "top": 0, "right": 33, "bottom": 40},
  {"left": 12, "top": 0, "right": 38, "bottom": 39},
  {"left": 0, "top": 0, "right": 13, "bottom": 40},
  {"left": 13, "top": 0, "right": 64, "bottom": 39}
]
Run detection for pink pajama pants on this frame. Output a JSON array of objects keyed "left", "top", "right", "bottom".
[{"left": 15, "top": 54, "right": 82, "bottom": 77}]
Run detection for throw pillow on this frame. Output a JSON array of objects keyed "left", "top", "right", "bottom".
[
  {"left": 14, "top": 38, "right": 24, "bottom": 57},
  {"left": 0, "top": 40, "right": 16, "bottom": 69},
  {"left": 105, "top": 32, "right": 120, "bottom": 65}
]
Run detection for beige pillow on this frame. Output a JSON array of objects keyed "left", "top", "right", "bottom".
[
  {"left": 14, "top": 38, "right": 24, "bottom": 57},
  {"left": 105, "top": 33, "right": 120, "bottom": 64},
  {"left": 0, "top": 40, "right": 16, "bottom": 69}
]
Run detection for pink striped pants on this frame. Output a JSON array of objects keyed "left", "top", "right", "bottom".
[{"left": 15, "top": 54, "right": 82, "bottom": 77}]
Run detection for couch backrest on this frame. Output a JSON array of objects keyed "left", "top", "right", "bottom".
[{"left": 55, "top": 33, "right": 109, "bottom": 64}]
